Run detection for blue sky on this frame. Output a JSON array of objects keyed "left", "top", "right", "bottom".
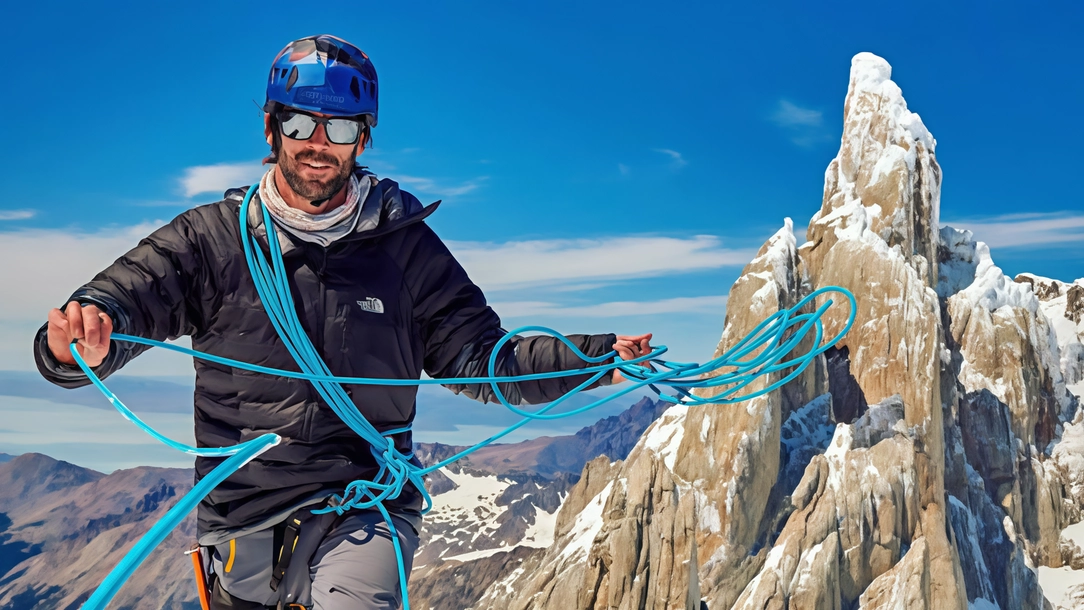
[{"left": 0, "top": 1, "right": 1081, "bottom": 470}]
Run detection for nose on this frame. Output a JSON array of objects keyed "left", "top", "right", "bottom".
[{"left": 306, "top": 122, "right": 331, "bottom": 148}]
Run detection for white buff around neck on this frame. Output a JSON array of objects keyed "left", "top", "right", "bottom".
[{"left": 259, "top": 166, "right": 366, "bottom": 245}]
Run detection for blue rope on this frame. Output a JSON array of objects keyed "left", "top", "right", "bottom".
[{"left": 77, "top": 183, "right": 856, "bottom": 609}]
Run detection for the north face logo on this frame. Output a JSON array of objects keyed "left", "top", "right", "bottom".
[{"left": 357, "top": 297, "right": 384, "bottom": 314}]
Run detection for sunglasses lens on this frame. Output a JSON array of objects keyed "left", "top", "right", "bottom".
[
  {"left": 279, "top": 112, "right": 318, "bottom": 140},
  {"left": 325, "top": 119, "right": 361, "bottom": 145}
]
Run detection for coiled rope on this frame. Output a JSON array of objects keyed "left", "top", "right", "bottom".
[{"left": 75, "top": 183, "right": 856, "bottom": 609}]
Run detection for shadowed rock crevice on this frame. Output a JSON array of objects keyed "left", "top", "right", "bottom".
[
  {"left": 0, "top": 514, "right": 41, "bottom": 585},
  {"left": 959, "top": 390, "right": 1016, "bottom": 504},
  {"left": 1067, "top": 285, "right": 1084, "bottom": 324},
  {"left": 4, "top": 584, "right": 63, "bottom": 610},
  {"left": 825, "top": 346, "right": 868, "bottom": 425}
]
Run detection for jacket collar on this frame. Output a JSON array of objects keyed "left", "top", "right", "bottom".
[{"left": 226, "top": 166, "right": 440, "bottom": 255}]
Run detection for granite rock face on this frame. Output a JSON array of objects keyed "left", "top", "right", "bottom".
[
  {"left": 476, "top": 52, "right": 1084, "bottom": 610},
  {"left": 408, "top": 397, "right": 669, "bottom": 610}
]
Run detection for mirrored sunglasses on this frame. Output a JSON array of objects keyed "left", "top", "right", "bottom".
[{"left": 278, "top": 110, "right": 362, "bottom": 145}]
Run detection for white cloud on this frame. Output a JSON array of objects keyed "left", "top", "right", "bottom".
[
  {"left": 0, "top": 224, "right": 746, "bottom": 372},
  {"left": 794, "top": 225, "right": 808, "bottom": 244},
  {"left": 942, "top": 212, "right": 1084, "bottom": 249},
  {"left": 618, "top": 163, "right": 630, "bottom": 176},
  {"left": 0, "top": 223, "right": 200, "bottom": 374},
  {"left": 394, "top": 174, "right": 488, "bottom": 197},
  {"left": 129, "top": 199, "right": 200, "bottom": 208},
  {"left": 0, "top": 223, "right": 164, "bottom": 323},
  {"left": 180, "top": 161, "right": 265, "bottom": 198},
  {"left": 0, "top": 209, "right": 35, "bottom": 220},
  {"left": 448, "top": 235, "right": 755, "bottom": 290},
  {"left": 185, "top": 153, "right": 488, "bottom": 201},
  {"left": 1, "top": 227, "right": 750, "bottom": 322},
  {"left": 770, "top": 100, "right": 833, "bottom": 148},
  {"left": 654, "top": 148, "right": 688, "bottom": 168},
  {"left": 493, "top": 295, "right": 729, "bottom": 318},
  {"left": 771, "top": 100, "right": 823, "bottom": 128}
]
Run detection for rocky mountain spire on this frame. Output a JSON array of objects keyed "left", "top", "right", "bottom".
[{"left": 475, "top": 52, "right": 1083, "bottom": 610}]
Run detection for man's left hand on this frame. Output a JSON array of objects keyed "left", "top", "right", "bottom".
[{"left": 612, "top": 333, "right": 653, "bottom": 384}]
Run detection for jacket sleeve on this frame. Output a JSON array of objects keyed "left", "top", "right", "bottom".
[
  {"left": 34, "top": 210, "right": 209, "bottom": 388},
  {"left": 407, "top": 223, "right": 616, "bottom": 405}
]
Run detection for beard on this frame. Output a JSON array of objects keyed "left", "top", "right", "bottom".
[{"left": 278, "top": 148, "right": 354, "bottom": 202}]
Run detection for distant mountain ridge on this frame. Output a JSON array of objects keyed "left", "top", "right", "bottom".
[
  {"left": 0, "top": 396, "right": 667, "bottom": 609},
  {"left": 0, "top": 453, "right": 195, "bottom": 609},
  {"left": 415, "top": 395, "right": 667, "bottom": 479}
]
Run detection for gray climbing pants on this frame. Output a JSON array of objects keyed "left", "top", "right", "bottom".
[
  {"left": 211, "top": 510, "right": 419, "bottom": 610},
  {"left": 309, "top": 511, "right": 420, "bottom": 610}
]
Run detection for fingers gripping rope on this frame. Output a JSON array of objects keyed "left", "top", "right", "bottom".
[{"left": 76, "top": 184, "right": 856, "bottom": 609}]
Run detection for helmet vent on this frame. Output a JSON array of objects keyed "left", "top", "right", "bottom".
[
  {"left": 350, "top": 77, "right": 362, "bottom": 101},
  {"left": 285, "top": 66, "right": 298, "bottom": 92}
]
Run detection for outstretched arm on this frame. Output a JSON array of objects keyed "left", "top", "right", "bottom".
[
  {"left": 406, "top": 224, "right": 622, "bottom": 404},
  {"left": 34, "top": 211, "right": 208, "bottom": 388}
]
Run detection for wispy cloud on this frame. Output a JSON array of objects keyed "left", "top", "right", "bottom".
[
  {"left": 448, "top": 235, "right": 755, "bottom": 290},
  {"left": 942, "top": 212, "right": 1084, "bottom": 249},
  {"left": 0, "top": 209, "right": 35, "bottom": 221},
  {"left": 618, "top": 163, "right": 630, "bottom": 176},
  {"left": 771, "top": 100, "right": 823, "bottom": 128},
  {"left": 654, "top": 148, "right": 688, "bottom": 168},
  {"left": 794, "top": 225, "right": 808, "bottom": 244},
  {"left": 770, "top": 100, "right": 832, "bottom": 148},
  {"left": 180, "top": 162, "right": 265, "bottom": 198},
  {"left": 394, "top": 174, "right": 488, "bottom": 197},
  {"left": 129, "top": 199, "right": 199, "bottom": 208},
  {"left": 492, "top": 295, "right": 728, "bottom": 318},
  {"left": 0, "top": 223, "right": 164, "bottom": 370},
  {"left": 180, "top": 156, "right": 488, "bottom": 201},
  {"left": 0, "top": 222, "right": 196, "bottom": 372},
  {"left": 0, "top": 224, "right": 165, "bottom": 323},
  {"left": 0, "top": 225, "right": 749, "bottom": 320},
  {"left": 0, "top": 222, "right": 748, "bottom": 372},
  {"left": 356, "top": 153, "right": 489, "bottom": 199}
]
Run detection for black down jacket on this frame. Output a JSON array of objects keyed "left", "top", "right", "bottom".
[{"left": 34, "top": 169, "right": 616, "bottom": 538}]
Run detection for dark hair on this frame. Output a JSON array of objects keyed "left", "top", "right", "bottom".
[{"left": 262, "top": 103, "right": 372, "bottom": 165}]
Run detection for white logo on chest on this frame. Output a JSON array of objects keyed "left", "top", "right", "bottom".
[{"left": 357, "top": 297, "right": 385, "bottom": 314}]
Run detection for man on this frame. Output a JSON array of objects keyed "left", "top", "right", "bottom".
[{"left": 34, "top": 35, "right": 651, "bottom": 610}]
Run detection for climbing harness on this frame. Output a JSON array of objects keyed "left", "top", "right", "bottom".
[{"left": 72, "top": 183, "right": 856, "bottom": 609}]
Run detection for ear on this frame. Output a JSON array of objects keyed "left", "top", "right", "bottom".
[{"left": 264, "top": 113, "right": 274, "bottom": 146}]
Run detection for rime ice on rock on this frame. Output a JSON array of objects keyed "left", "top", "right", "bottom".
[{"left": 473, "top": 52, "right": 1084, "bottom": 610}]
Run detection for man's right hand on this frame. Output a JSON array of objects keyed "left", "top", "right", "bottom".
[{"left": 47, "top": 302, "right": 113, "bottom": 367}]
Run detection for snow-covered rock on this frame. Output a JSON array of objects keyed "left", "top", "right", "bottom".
[{"left": 474, "top": 52, "right": 1083, "bottom": 610}]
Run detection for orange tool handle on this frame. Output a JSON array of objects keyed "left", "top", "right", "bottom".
[{"left": 187, "top": 547, "right": 211, "bottom": 610}]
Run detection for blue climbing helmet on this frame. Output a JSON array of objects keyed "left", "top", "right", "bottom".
[{"left": 265, "top": 35, "right": 379, "bottom": 126}]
